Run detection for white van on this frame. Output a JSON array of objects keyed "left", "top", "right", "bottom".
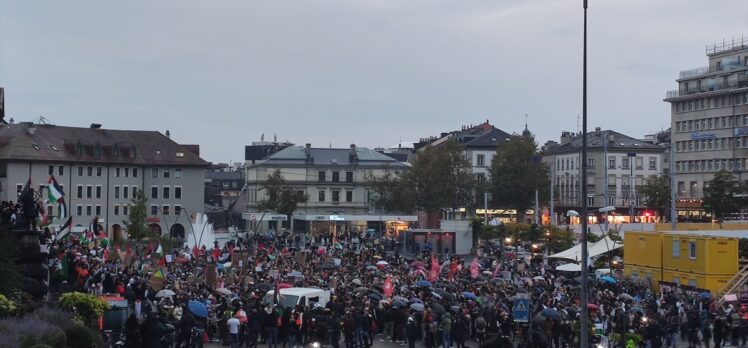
[{"left": 263, "top": 287, "right": 331, "bottom": 309}]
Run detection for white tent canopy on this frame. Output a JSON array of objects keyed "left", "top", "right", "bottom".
[
  {"left": 555, "top": 263, "right": 581, "bottom": 272},
  {"left": 548, "top": 236, "right": 622, "bottom": 261}
]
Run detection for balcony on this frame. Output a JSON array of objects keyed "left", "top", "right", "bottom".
[{"left": 665, "top": 75, "right": 748, "bottom": 99}]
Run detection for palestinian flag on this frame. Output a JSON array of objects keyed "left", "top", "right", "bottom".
[
  {"left": 156, "top": 244, "right": 165, "bottom": 267},
  {"left": 56, "top": 216, "right": 72, "bottom": 240},
  {"left": 47, "top": 176, "right": 64, "bottom": 203}
]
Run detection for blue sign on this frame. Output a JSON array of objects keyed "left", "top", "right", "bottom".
[
  {"left": 691, "top": 132, "right": 716, "bottom": 140},
  {"left": 513, "top": 298, "right": 530, "bottom": 323}
]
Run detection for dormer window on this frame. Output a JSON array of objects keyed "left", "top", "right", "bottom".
[
  {"left": 113, "top": 144, "right": 120, "bottom": 158},
  {"left": 32, "top": 144, "right": 40, "bottom": 151},
  {"left": 130, "top": 144, "right": 137, "bottom": 158},
  {"left": 50, "top": 145, "right": 59, "bottom": 151},
  {"left": 155, "top": 150, "right": 161, "bottom": 155},
  {"left": 75, "top": 142, "right": 83, "bottom": 156},
  {"left": 94, "top": 142, "right": 102, "bottom": 157},
  {"left": 176, "top": 151, "right": 185, "bottom": 158}
]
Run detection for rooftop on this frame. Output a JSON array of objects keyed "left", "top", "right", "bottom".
[
  {"left": 543, "top": 129, "right": 664, "bottom": 155},
  {"left": 255, "top": 145, "right": 408, "bottom": 167}
]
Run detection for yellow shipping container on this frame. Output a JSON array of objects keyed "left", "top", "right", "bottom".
[
  {"left": 661, "top": 234, "right": 738, "bottom": 275},
  {"left": 623, "top": 232, "right": 662, "bottom": 269},
  {"left": 661, "top": 270, "right": 733, "bottom": 295},
  {"left": 624, "top": 265, "right": 662, "bottom": 291}
]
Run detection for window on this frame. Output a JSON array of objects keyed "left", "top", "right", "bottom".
[
  {"left": 622, "top": 158, "right": 630, "bottom": 169},
  {"left": 86, "top": 185, "right": 92, "bottom": 198},
  {"left": 346, "top": 191, "right": 353, "bottom": 202},
  {"left": 318, "top": 171, "right": 325, "bottom": 182},
  {"left": 175, "top": 169, "right": 182, "bottom": 178},
  {"left": 58, "top": 166, "right": 64, "bottom": 176},
  {"left": 114, "top": 186, "right": 120, "bottom": 199},
  {"left": 86, "top": 205, "right": 92, "bottom": 216},
  {"left": 123, "top": 205, "right": 129, "bottom": 216},
  {"left": 78, "top": 166, "right": 83, "bottom": 176},
  {"left": 87, "top": 167, "right": 93, "bottom": 176},
  {"left": 76, "top": 205, "right": 82, "bottom": 216},
  {"left": 77, "top": 185, "right": 83, "bottom": 199},
  {"left": 114, "top": 205, "right": 119, "bottom": 216},
  {"left": 345, "top": 171, "right": 353, "bottom": 183},
  {"left": 132, "top": 186, "right": 138, "bottom": 197},
  {"left": 586, "top": 195, "right": 594, "bottom": 206},
  {"left": 162, "top": 205, "right": 170, "bottom": 215},
  {"left": 96, "top": 167, "right": 102, "bottom": 177},
  {"left": 123, "top": 186, "right": 129, "bottom": 199},
  {"left": 174, "top": 186, "right": 182, "bottom": 199},
  {"left": 96, "top": 186, "right": 102, "bottom": 199},
  {"left": 176, "top": 151, "right": 185, "bottom": 158},
  {"left": 175, "top": 205, "right": 182, "bottom": 215},
  {"left": 150, "top": 205, "right": 158, "bottom": 216},
  {"left": 48, "top": 165, "right": 54, "bottom": 175},
  {"left": 163, "top": 187, "right": 170, "bottom": 199},
  {"left": 152, "top": 168, "right": 159, "bottom": 178},
  {"left": 124, "top": 168, "right": 129, "bottom": 177},
  {"left": 332, "top": 172, "right": 340, "bottom": 182},
  {"left": 649, "top": 158, "right": 657, "bottom": 170},
  {"left": 476, "top": 154, "right": 485, "bottom": 167},
  {"left": 318, "top": 190, "right": 325, "bottom": 202},
  {"left": 115, "top": 167, "right": 120, "bottom": 177},
  {"left": 688, "top": 241, "right": 696, "bottom": 259},
  {"left": 332, "top": 190, "right": 340, "bottom": 203},
  {"left": 163, "top": 170, "right": 170, "bottom": 179},
  {"left": 672, "top": 240, "right": 680, "bottom": 257},
  {"left": 635, "top": 157, "right": 643, "bottom": 170},
  {"left": 151, "top": 186, "right": 158, "bottom": 199},
  {"left": 133, "top": 168, "right": 138, "bottom": 178},
  {"left": 608, "top": 157, "right": 616, "bottom": 169},
  {"left": 95, "top": 205, "right": 101, "bottom": 216},
  {"left": 112, "top": 144, "right": 120, "bottom": 157},
  {"left": 587, "top": 158, "right": 594, "bottom": 168}
]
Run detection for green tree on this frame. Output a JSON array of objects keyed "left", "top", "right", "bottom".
[
  {"left": 0, "top": 225, "right": 21, "bottom": 294},
  {"left": 124, "top": 189, "right": 148, "bottom": 239},
  {"left": 58, "top": 292, "right": 109, "bottom": 324},
  {"left": 257, "top": 169, "right": 308, "bottom": 223},
  {"left": 703, "top": 170, "right": 744, "bottom": 222},
  {"left": 638, "top": 175, "right": 671, "bottom": 218},
  {"left": 489, "top": 135, "right": 549, "bottom": 222},
  {"left": 368, "top": 140, "right": 475, "bottom": 219}
]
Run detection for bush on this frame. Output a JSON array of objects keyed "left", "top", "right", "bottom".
[
  {"left": 0, "top": 294, "right": 17, "bottom": 317},
  {"left": 58, "top": 292, "right": 109, "bottom": 324},
  {"left": 64, "top": 323, "right": 100, "bottom": 348}
]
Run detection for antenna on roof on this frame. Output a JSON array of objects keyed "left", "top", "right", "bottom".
[
  {"left": 576, "top": 114, "right": 580, "bottom": 133},
  {"left": 33, "top": 116, "right": 53, "bottom": 125}
]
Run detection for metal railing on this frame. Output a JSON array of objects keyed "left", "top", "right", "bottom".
[
  {"left": 707, "top": 36, "right": 748, "bottom": 55},
  {"left": 680, "top": 66, "right": 710, "bottom": 79},
  {"left": 665, "top": 76, "right": 748, "bottom": 98}
]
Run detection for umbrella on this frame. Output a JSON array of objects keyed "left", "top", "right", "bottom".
[
  {"left": 410, "top": 303, "right": 425, "bottom": 312},
  {"left": 255, "top": 283, "right": 272, "bottom": 293},
  {"left": 482, "top": 271, "right": 492, "bottom": 275},
  {"left": 700, "top": 292, "right": 711, "bottom": 299},
  {"left": 565, "top": 307, "right": 578, "bottom": 317},
  {"left": 450, "top": 305, "right": 461, "bottom": 313},
  {"left": 368, "top": 293, "right": 383, "bottom": 301},
  {"left": 393, "top": 300, "right": 407, "bottom": 308},
  {"left": 411, "top": 260, "right": 426, "bottom": 268},
  {"left": 155, "top": 289, "right": 176, "bottom": 298},
  {"left": 278, "top": 283, "right": 292, "bottom": 289},
  {"left": 409, "top": 297, "right": 422, "bottom": 304},
  {"left": 366, "top": 265, "right": 378, "bottom": 270},
  {"left": 630, "top": 307, "right": 645, "bottom": 315},
  {"left": 587, "top": 303, "right": 599, "bottom": 310},
  {"left": 600, "top": 276, "right": 617, "bottom": 284},
  {"left": 394, "top": 296, "right": 408, "bottom": 303},
  {"left": 431, "top": 292, "right": 443, "bottom": 300},
  {"left": 541, "top": 308, "right": 560, "bottom": 319},
  {"left": 223, "top": 262, "right": 232, "bottom": 268},
  {"left": 188, "top": 300, "right": 208, "bottom": 318},
  {"left": 373, "top": 255, "right": 383, "bottom": 259},
  {"left": 376, "top": 260, "right": 389, "bottom": 266},
  {"left": 430, "top": 303, "right": 445, "bottom": 314},
  {"left": 215, "top": 288, "right": 232, "bottom": 296},
  {"left": 416, "top": 280, "right": 432, "bottom": 287},
  {"left": 490, "top": 278, "right": 505, "bottom": 284},
  {"left": 353, "top": 287, "right": 369, "bottom": 293},
  {"left": 533, "top": 276, "right": 545, "bottom": 281},
  {"left": 462, "top": 292, "right": 477, "bottom": 300},
  {"left": 352, "top": 279, "right": 363, "bottom": 286},
  {"left": 618, "top": 293, "right": 634, "bottom": 301}
]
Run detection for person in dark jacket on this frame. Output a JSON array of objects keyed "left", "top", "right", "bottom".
[
  {"left": 452, "top": 314, "right": 467, "bottom": 348},
  {"left": 406, "top": 316, "right": 419, "bottom": 348},
  {"left": 141, "top": 313, "right": 166, "bottom": 348},
  {"left": 176, "top": 308, "right": 195, "bottom": 348}
]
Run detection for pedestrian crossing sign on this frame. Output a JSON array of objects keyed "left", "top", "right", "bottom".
[{"left": 513, "top": 298, "right": 530, "bottom": 323}]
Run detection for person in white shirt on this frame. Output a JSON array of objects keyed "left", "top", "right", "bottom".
[{"left": 227, "top": 316, "right": 240, "bottom": 348}]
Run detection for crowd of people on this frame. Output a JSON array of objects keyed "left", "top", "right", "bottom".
[{"left": 0, "top": 205, "right": 732, "bottom": 348}]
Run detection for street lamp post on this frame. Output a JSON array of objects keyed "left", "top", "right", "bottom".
[{"left": 580, "top": 1, "right": 591, "bottom": 347}]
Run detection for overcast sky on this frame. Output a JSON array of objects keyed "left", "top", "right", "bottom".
[{"left": 1, "top": 1, "right": 746, "bottom": 163}]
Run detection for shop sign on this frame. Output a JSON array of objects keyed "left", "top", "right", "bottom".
[
  {"left": 330, "top": 215, "right": 345, "bottom": 221},
  {"left": 691, "top": 132, "right": 716, "bottom": 140}
]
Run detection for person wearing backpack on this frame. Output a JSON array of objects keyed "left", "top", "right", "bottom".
[{"left": 475, "top": 315, "right": 487, "bottom": 347}]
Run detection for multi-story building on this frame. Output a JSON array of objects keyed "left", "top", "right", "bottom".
[
  {"left": 0, "top": 122, "right": 209, "bottom": 240},
  {"left": 244, "top": 143, "right": 416, "bottom": 236},
  {"left": 664, "top": 38, "right": 748, "bottom": 220},
  {"left": 414, "top": 120, "right": 512, "bottom": 183},
  {"left": 542, "top": 128, "right": 666, "bottom": 224}
]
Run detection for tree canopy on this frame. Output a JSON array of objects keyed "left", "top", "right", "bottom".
[
  {"left": 489, "top": 135, "right": 549, "bottom": 221},
  {"left": 638, "top": 175, "right": 671, "bottom": 217},
  {"left": 257, "top": 169, "right": 308, "bottom": 217},
  {"left": 703, "top": 170, "right": 745, "bottom": 221},
  {"left": 124, "top": 189, "right": 148, "bottom": 239}
]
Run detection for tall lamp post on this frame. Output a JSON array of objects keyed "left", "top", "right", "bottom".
[{"left": 580, "top": 1, "right": 591, "bottom": 347}]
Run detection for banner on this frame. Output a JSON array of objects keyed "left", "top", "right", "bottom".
[{"left": 383, "top": 276, "right": 393, "bottom": 298}]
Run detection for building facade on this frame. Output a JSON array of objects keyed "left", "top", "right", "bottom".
[
  {"left": 665, "top": 38, "right": 748, "bottom": 219},
  {"left": 244, "top": 143, "right": 415, "bottom": 236},
  {"left": 542, "top": 128, "right": 666, "bottom": 224},
  {"left": 0, "top": 122, "right": 209, "bottom": 240}
]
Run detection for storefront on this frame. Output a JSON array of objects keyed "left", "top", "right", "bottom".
[
  {"left": 291, "top": 214, "right": 417, "bottom": 237},
  {"left": 399, "top": 229, "right": 456, "bottom": 255}
]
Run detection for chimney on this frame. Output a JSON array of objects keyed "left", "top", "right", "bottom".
[
  {"left": 165, "top": 130, "right": 171, "bottom": 138},
  {"left": 305, "top": 143, "right": 313, "bottom": 163},
  {"left": 560, "top": 131, "right": 572, "bottom": 145},
  {"left": 595, "top": 127, "right": 601, "bottom": 136},
  {"left": 350, "top": 144, "right": 358, "bottom": 163},
  {"left": 90, "top": 123, "right": 102, "bottom": 129},
  {"left": 305, "top": 143, "right": 311, "bottom": 150}
]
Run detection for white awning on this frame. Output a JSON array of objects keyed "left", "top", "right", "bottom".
[
  {"left": 588, "top": 236, "right": 623, "bottom": 258},
  {"left": 555, "top": 263, "right": 581, "bottom": 272}
]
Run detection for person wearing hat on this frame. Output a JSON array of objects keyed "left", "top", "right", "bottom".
[{"left": 406, "top": 315, "right": 418, "bottom": 348}]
